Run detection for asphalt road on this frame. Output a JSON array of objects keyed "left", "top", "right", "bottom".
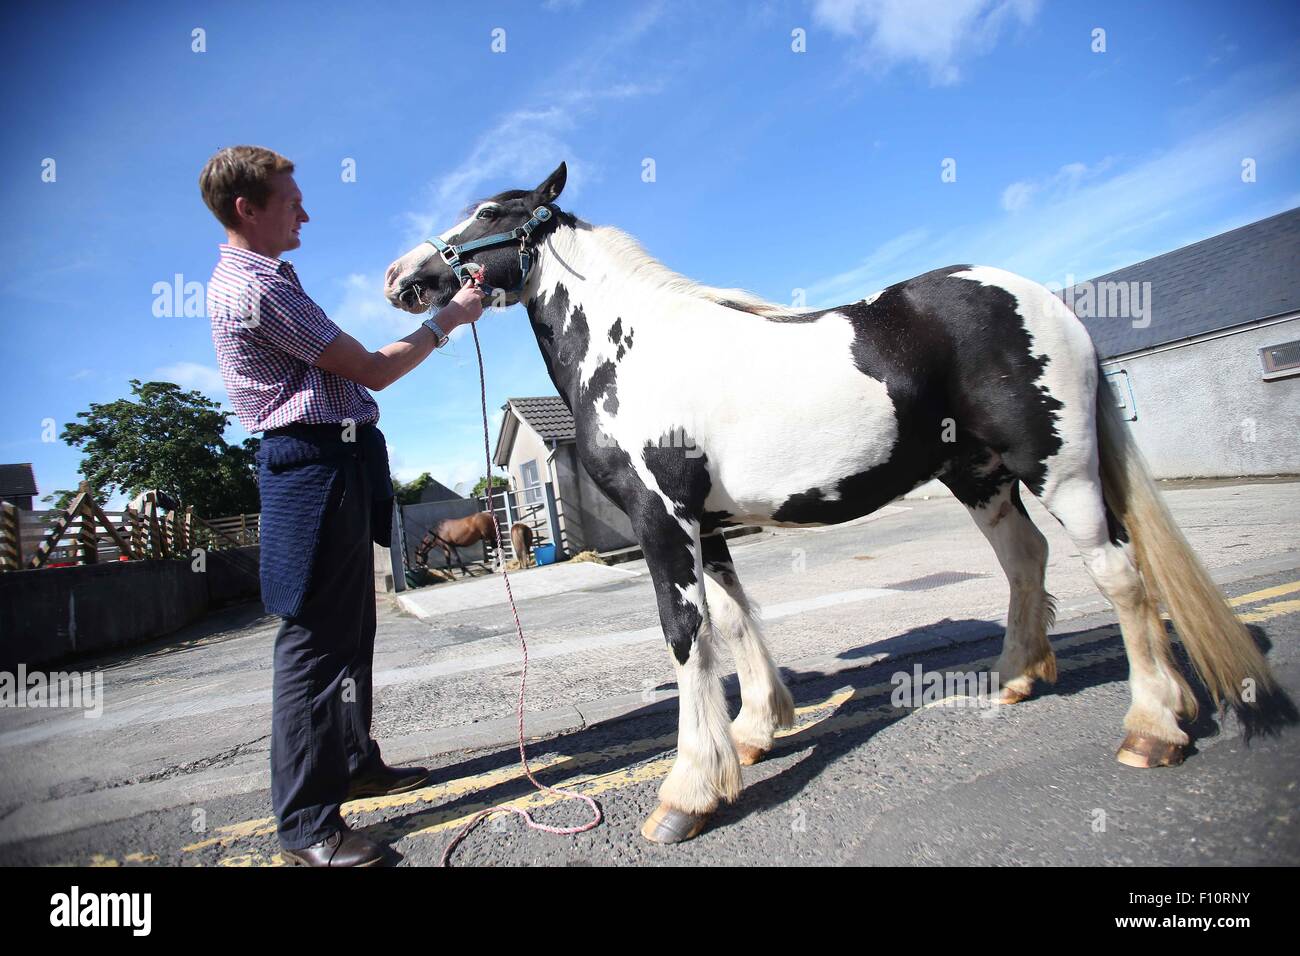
[{"left": 1, "top": 481, "right": 1297, "bottom": 866}]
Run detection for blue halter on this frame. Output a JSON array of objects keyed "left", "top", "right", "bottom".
[{"left": 424, "top": 205, "right": 554, "bottom": 297}]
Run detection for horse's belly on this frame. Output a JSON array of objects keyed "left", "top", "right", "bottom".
[
  {"left": 705, "top": 420, "right": 899, "bottom": 525},
  {"left": 697, "top": 371, "right": 901, "bottom": 523}
]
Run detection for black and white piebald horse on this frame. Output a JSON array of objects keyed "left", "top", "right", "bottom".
[{"left": 384, "top": 163, "right": 1277, "bottom": 844}]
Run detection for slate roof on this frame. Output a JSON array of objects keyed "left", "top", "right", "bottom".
[
  {"left": 0, "top": 463, "right": 37, "bottom": 498},
  {"left": 1065, "top": 207, "right": 1300, "bottom": 360},
  {"left": 493, "top": 396, "right": 577, "bottom": 466},
  {"left": 509, "top": 396, "right": 577, "bottom": 441}
]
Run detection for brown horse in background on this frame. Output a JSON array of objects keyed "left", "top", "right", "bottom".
[
  {"left": 511, "top": 522, "right": 534, "bottom": 568},
  {"left": 414, "top": 511, "right": 499, "bottom": 574}
]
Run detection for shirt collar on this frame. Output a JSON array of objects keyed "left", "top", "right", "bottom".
[{"left": 218, "top": 243, "right": 296, "bottom": 278}]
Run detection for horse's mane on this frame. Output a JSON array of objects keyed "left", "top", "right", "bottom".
[
  {"left": 574, "top": 221, "right": 811, "bottom": 320},
  {"left": 463, "top": 192, "right": 811, "bottom": 319}
]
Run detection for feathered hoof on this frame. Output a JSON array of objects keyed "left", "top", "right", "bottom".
[
  {"left": 734, "top": 742, "right": 768, "bottom": 766},
  {"left": 998, "top": 685, "right": 1032, "bottom": 705},
  {"left": 1116, "top": 731, "right": 1187, "bottom": 768},
  {"left": 640, "top": 804, "right": 711, "bottom": 844}
]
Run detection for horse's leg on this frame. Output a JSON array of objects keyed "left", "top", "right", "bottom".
[
  {"left": 440, "top": 538, "right": 464, "bottom": 575},
  {"left": 701, "top": 533, "right": 793, "bottom": 764},
  {"left": 637, "top": 512, "right": 740, "bottom": 844},
  {"left": 1039, "top": 471, "right": 1195, "bottom": 765},
  {"left": 940, "top": 470, "right": 1056, "bottom": 704}
]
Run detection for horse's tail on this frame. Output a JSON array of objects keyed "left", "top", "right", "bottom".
[
  {"left": 1095, "top": 375, "right": 1276, "bottom": 710},
  {"left": 510, "top": 523, "right": 532, "bottom": 567}
]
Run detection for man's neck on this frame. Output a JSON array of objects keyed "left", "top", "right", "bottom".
[{"left": 225, "top": 232, "right": 284, "bottom": 260}]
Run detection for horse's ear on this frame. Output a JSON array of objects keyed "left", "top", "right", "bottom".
[{"left": 533, "top": 162, "right": 567, "bottom": 204}]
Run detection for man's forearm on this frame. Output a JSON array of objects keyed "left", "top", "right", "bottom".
[
  {"left": 315, "top": 297, "right": 479, "bottom": 392},
  {"left": 370, "top": 323, "right": 440, "bottom": 389}
]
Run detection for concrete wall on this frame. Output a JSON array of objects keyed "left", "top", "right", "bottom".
[
  {"left": 551, "top": 444, "right": 637, "bottom": 553},
  {"left": 502, "top": 421, "right": 638, "bottom": 554},
  {"left": 400, "top": 498, "right": 486, "bottom": 570},
  {"left": 0, "top": 546, "right": 260, "bottom": 670},
  {"left": 507, "top": 423, "right": 550, "bottom": 505},
  {"left": 1103, "top": 316, "right": 1300, "bottom": 478}
]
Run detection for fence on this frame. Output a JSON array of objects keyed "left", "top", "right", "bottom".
[
  {"left": 394, "top": 481, "right": 566, "bottom": 582},
  {"left": 479, "top": 481, "right": 565, "bottom": 560},
  {"left": 0, "top": 483, "right": 259, "bottom": 576}
]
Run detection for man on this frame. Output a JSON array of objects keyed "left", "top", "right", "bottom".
[{"left": 200, "top": 145, "right": 484, "bottom": 866}]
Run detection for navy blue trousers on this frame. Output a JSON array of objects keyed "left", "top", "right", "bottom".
[{"left": 270, "top": 451, "right": 381, "bottom": 849}]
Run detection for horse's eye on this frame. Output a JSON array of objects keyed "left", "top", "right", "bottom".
[{"left": 476, "top": 207, "right": 498, "bottom": 220}]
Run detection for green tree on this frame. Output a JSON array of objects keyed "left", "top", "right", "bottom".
[
  {"left": 393, "top": 471, "right": 439, "bottom": 506},
  {"left": 59, "top": 379, "right": 260, "bottom": 517},
  {"left": 471, "top": 475, "right": 509, "bottom": 498}
]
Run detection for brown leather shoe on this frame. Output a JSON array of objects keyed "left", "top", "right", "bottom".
[
  {"left": 281, "top": 828, "right": 387, "bottom": 867},
  {"left": 346, "top": 763, "right": 430, "bottom": 801}
]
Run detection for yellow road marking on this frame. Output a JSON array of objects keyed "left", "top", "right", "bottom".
[
  {"left": 1237, "top": 599, "right": 1300, "bottom": 624},
  {"left": 98, "top": 581, "right": 1300, "bottom": 867},
  {"left": 182, "top": 743, "right": 675, "bottom": 853},
  {"left": 210, "top": 636, "right": 1137, "bottom": 865},
  {"left": 1229, "top": 580, "right": 1300, "bottom": 607}
]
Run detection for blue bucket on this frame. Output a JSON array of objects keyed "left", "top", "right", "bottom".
[{"left": 534, "top": 544, "right": 558, "bottom": 566}]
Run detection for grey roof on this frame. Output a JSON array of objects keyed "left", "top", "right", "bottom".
[
  {"left": 507, "top": 396, "right": 576, "bottom": 442},
  {"left": 493, "top": 396, "right": 576, "bottom": 467},
  {"left": 0, "top": 463, "right": 37, "bottom": 497},
  {"left": 1064, "top": 207, "right": 1300, "bottom": 359},
  {"left": 415, "top": 479, "right": 462, "bottom": 503}
]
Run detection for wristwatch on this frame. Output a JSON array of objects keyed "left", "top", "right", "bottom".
[{"left": 422, "top": 315, "right": 451, "bottom": 349}]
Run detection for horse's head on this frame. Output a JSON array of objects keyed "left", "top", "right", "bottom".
[{"left": 384, "top": 162, "right": 568, "bottom": 313}]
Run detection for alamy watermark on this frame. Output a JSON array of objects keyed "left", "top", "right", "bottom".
[
  {"left": 891, "top": 664, "right": 1002, "bottom": 713},
  {"left": 0, "top": 665, "right": 103, "bottom": 718},
  {"left": 1047, "top": 274, "right": 1153, "bottom": 329}
]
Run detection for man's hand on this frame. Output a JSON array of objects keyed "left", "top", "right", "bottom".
[
  {"left": 438, "top": 282, "right": 487, "bottom": 330},
  {"left": 314, "top": 281, "right": 488, "bottom": 391}
]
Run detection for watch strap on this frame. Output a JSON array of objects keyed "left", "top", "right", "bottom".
[{"left": 422, "top": 315, "right": 450, "bottom": 348}]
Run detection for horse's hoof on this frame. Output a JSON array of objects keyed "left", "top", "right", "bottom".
[
  {"left": 734, "top": 742, "right": 767, "bottom": 766},
  {"left": 998, "top": 685, "right": 1031, "bottom": 705},
  {"left": 640, "top": 804, "right": 711, "bottom": 844},
  {"left": 1116, "top": 732, "right": 1186, "bottom": 768}
]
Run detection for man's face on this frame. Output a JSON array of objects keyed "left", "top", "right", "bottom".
[{"left": 242, "top": 172, "right": 308, "bottom": 257}]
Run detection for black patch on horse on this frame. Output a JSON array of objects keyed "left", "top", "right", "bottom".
[
  {"left": 526, "top": 285, "right": 704, "bottom": 664},
  {"left": 772, "top": 266, "right": 1065, "bottom": 522}
]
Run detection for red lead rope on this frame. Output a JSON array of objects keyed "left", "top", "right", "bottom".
[{"left": 437, "top": 319, "right": 603, "bottom": 867}]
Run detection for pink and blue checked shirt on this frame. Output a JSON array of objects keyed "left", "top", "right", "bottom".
[{"left": 207, "top": 244, "right": 379, "bottom": 433}]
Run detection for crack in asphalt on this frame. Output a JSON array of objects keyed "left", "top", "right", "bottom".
[{"left": 54, "top": 734, "right": 276, "bottom": 799}]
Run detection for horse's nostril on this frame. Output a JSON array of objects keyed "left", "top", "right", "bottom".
[{"left": 385, "top": 263, "right": 402, "bottom": 292}]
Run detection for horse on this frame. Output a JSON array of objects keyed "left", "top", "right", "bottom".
[
  {"left": 414, "top": 511, "right": 499, "bottom": 574},
  {"left": 511, "top": 522, "right": 534, "bottom": 568},
  {"left": 382, "top": 162, "right": 1279, "bottom": 845}
]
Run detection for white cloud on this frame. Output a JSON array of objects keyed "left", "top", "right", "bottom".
[
  {"left": 812, "top": 0, "right": 1040, "bottom": 85},
  {"left": 806, "top": 86, "right": 1300, "bottom": 304},
  {"left": 153, "top": 361, "right": 226, "bottom": 398},
  {"left": 1000, "top": 179, "right": 1036, "bottom": 212},
  {"left": 388, "top": 452, "right": 484, "bottom": 489},
  {"left": 401, "top": 6, "right": 668, "bottom": 246},
  {"left": 1000, "top": 158, "right": 1112, "bottom": 212}
]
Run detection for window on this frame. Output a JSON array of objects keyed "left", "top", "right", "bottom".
[{"left": 520, "top": 459, "right": 542, "bottom": 505}]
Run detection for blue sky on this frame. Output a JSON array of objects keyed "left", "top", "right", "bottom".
[{"left": 3, "top": 0, "right": 1298, "bottom": 506}]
